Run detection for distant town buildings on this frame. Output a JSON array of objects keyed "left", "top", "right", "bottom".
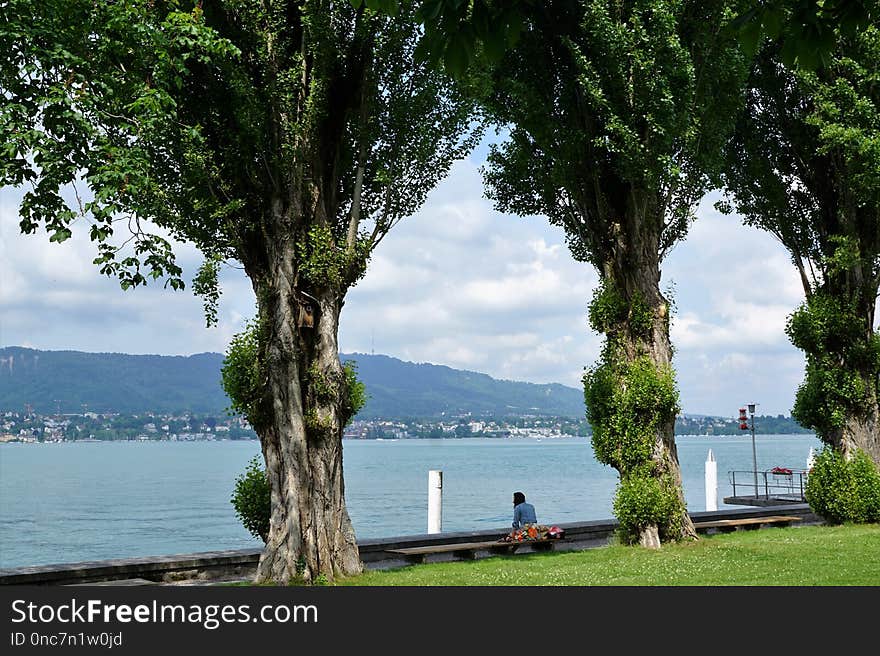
[
  {"left": 0, "top": 409, "right": 808, "bottom": 444},
  {"left": 0, "top": 410, "right": 258, "bottom": 443}
]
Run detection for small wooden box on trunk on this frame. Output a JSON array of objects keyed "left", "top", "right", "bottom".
[{"left": 296, "top": 291, "right": 319, "bottom": 329}]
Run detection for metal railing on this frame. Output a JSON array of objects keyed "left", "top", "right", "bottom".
[{"left": 729, "top": 469, "right": 808, "bottom": 501}]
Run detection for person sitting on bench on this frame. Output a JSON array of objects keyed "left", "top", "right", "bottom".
[{"left": 512, "top": 491, "right": 537, "bottom": 529}]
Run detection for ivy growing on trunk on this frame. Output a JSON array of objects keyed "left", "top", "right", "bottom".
[{"left": 584, "top": 289, "right": 683, "bottom": 545}]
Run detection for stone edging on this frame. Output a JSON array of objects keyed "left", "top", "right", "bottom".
[{"left": 0, "top": 505, "right": 821, "bottom": 585}]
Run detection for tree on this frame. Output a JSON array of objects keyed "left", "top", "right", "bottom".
[
  {"left": 1, "top": 1, "right": 480, "bottom": 582},
  {"left": 719, "top": 29, "right": 880, "bottom": 469},
  {"left": 728, "top": 0, "right": 878, "bottom": 70},
  {"left": 356, "top": 1, "right": 878, "bottom": 80},
  {"left": 478, "top": 1, "right": 751, "bottom": 547}
]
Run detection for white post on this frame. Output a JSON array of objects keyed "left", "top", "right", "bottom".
[
  {"left": 705, "top": 449, "right": 718, "bottom": 512},
  {"left": 807, "top": 447, "right": 815, "bottom": 471},
  {"left": 428, "top": 470, "right": 442, "bottom": 534}
]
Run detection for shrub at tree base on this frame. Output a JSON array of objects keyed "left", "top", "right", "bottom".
[
  {"left": 805, "top": 447, "right": 880, "bottom": 524},
  {"left": 612, "top": 472, "right": 685, "bottom": 545},
  {"left": 231, "top": 455, "right": 271, "bottom": 543}
]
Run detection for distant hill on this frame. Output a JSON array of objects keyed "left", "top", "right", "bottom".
[
  {"left": 0, "top": 347, "right": 229, "bottom": 415},
  {"left": 340, "top": 353, "right": 585, "bottom": 418},
  {"left": 0, "top": 347, "right": 586, "bottom": 417}
]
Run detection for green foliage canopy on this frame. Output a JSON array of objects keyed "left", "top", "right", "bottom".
[
  {"left": 480, "top": 0, "right": 751, "bottom": 270},
  {"left": 730, "top": 0, "right": 878, "bottom": 70},
  {"left": 355, "top": 1, "right": 877, "bottom": 78},
  {"left": 1, "top": 1, "right": 480, "bottom": 313},
  {"left": 719, "top": 30, "right": 880, "bottom": 294},
  {"left": 720, "top": 26, "right": 880, "bottom": 445}
]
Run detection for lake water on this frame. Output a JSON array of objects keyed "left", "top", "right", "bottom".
[{"left": 0, "top": 434, "right": 821, "bottom": 569}]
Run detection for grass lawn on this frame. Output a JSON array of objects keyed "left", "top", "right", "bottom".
[{"left": 336, "top": 523, "right": 880, "bottom": 586}]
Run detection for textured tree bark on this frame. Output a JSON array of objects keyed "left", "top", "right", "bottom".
[
  {"left": 841, "top": 407, "right": 880, "bottom": 464},
  {"left": 830, "top": 318, "right": 880, "bottom": 465},
  {"left": 846, "top": 288, "right": 880, "bottom": 465},
  {"left": 238, "top": 27, "right": 374, "bottom": 580},
  {"left": 249, "top": 240, "right": 361, "bottom": 584},
  {"left": 604, "top": 204, "right": 697, "bottom": 547},
  {"left": 821, "top": 270, "right": 880, "bottom": 466}
]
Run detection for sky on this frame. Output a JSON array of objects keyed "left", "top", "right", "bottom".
[{"left": 0, "top": 141, "right": 813, "bottom": 418}]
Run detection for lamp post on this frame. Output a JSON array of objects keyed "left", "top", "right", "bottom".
[
  {"left": 748, "top": 403, "right": 759, "bottom": 497},
  {"left": 739, "top": 403, "right": 759, "bottom": 497}
]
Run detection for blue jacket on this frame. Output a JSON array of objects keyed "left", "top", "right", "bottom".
[{"left": 512, "top": 502, "right": 537, "bottom": 528}]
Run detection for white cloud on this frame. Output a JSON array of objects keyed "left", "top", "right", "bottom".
[
  {"left": 2, "top": 159, "right": 819, "bottom": 417},
  {"left": 340, "top": 159, "right": 599, "bottom": 388},
  {"left": 671, "top": 302, "right": 794, "bottom": 352},
  {"left": 0, "top": 188, "right": 254, "bottom": 356}
]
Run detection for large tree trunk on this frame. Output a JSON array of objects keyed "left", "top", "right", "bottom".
[
  {"left": 840, "top": 406, "right": 880, "bottom": 463},
  {"left": 816, "top": 260, "right": 880, "bottom": 465},
  {"left": 249, "top": 241, "right": 361, "bottom": 584},
  {"left": 844, "top": 285, "right": 880, "bottom": 464},
  {"left": 828, "top": 306, "right": 880, "bottom": 465},
  {"left": 603, "top": 202, "right": 697, "bottom": 548}
]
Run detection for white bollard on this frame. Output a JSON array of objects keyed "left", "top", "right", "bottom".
[
  {"left": 705, "top": 449, "right": 717, "bottom": 512},
  {"left": 428, "top": 470, "right": 442, "bottom": 534}
]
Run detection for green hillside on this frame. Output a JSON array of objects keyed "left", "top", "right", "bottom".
[
  {"left": 0, "top": 347, "right": 229, "bottom": 414},
  {"left": 341, "top": 353, "right": 585, "bottom": 418},
  {"left": 0, "top": 347, "right": 586, "bottom": 417},
  {"left": 0, "top": 347, "right": 812, "bottom": 434}
]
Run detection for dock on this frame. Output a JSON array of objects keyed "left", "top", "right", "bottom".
[{"left": 724, "top": 469, "right": 809, "bottom": 507}]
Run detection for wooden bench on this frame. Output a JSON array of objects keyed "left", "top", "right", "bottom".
[
  {"left": 386, "top": 538, "right": 562, "bottom": 564},
  {"left": 693, "top": 515, "right": 802, "bottom": 534},
  {"left": 68, "top": 578, "right": 159, "bottom": 586}
]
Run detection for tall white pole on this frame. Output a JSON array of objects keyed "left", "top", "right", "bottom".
[
  {"left": 428, "top": 470, "right": 442, "bottom": 534},
  {"left": 705, "top": 449, "right": 718, "bottom": 512},
  {"left": 807, "top": 447, "right": 816, "bottom": 470}
]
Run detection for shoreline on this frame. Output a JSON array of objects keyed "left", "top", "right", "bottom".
[
  {"left": 0, "top": 432, "right": 815, "bottom": 445},
  {"left": 0, "top": 504, "right": 823, "bottom": 585}
]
